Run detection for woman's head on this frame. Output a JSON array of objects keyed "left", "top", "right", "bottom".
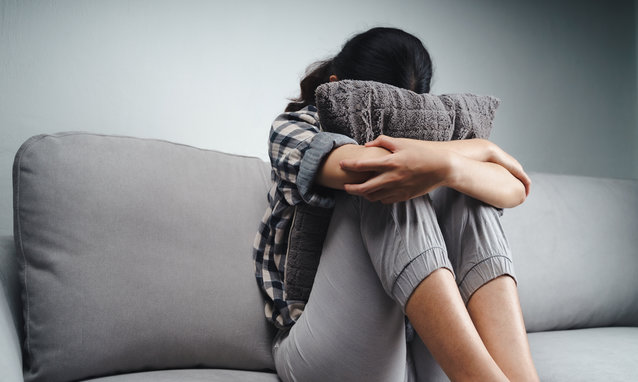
[{"left": 286, "top": 27, "right": 433, "bottom": 112}]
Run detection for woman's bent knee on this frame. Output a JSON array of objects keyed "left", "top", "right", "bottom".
[{"left": 357, "top": 195, "right": 454, "bottom": 311}]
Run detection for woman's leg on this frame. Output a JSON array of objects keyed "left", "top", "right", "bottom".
[
  {"left": 406, "top": 269, "right": 508, "bottom": 381},
  {"left": 273, "top": 194, "right": 409, "bottom": 382},
  {"left": 430, "top": 187, "right": 539, "bottom": 381},
  {"left": 467, "top": 276, "right": 539, "bottom": 382},
  {"left": 357, "top": 194, "right": 508, "bottom": 381},
  {"left": 274, "top": 193, "right": 507, "bottom": 381}
]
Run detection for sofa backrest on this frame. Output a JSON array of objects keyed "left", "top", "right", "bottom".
[
  {"left": 13, "top": 133, "right": 276, "bottom": 382},
  {"left": 501, "top": 172, "right": 638, "bottom": 332}
]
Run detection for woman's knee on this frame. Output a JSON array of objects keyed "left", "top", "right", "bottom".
[
  {"left": 429, "top": 187, "right": 515, "bottom": 299},
  {"left": 356, "top": 195, "right": 456, "bottom": 310}
]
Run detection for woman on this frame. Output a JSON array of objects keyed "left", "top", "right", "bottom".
[{"left": 254, "top": 27, "right": 540, "bottom": 381}]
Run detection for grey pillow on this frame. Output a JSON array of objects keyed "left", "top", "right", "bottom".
[
  {"left": 13, "top": 133, "right": 276, "bottom": 382},
  {"left": 315, "top": 80, "right": 500, "bottom": 143}
]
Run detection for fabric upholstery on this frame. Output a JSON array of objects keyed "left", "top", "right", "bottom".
[
  {"left": 0, "top": 235, "right": 23, "bottom": 382},
  {"left": 0, "top": 292, "right": 22, "bottom": 382},
  {"left": 528, "top": 327, "right": 638, "bottom": 381},
  {"left": 13, "top": 133, "right": 276, "bottom": 382},
  {"left": 84, "top": 369, "right": 281, "bottom": 382},
  {"left": 410, "top": 327, "right": 638, "bottom": 382},
  {"left": 0, "top": 235, "right": 22, "bottom": 341},
  {"left": 501, "top": 173, "right": 638, "bottom": 331}
]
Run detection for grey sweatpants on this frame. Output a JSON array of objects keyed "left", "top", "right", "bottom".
[{"left": 273, "top": 188, "right": 516, "bottom": 382}]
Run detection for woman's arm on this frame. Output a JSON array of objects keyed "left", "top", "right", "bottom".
[
  {"left": 315, "top": 144, "right": 392, "bottom": 189},
  {"left": 330, "top": 136, "right": 530, "bottom": 209},
  {"left": 407, "top": 138, "right": 531, "bottom": 196},
  {"left": 445, "top": 155, "right": 527, "bottom": 208}
]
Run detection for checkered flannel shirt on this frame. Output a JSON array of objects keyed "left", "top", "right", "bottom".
[{"left": 253, "top": 105, "right": 356, "bottom": 329}]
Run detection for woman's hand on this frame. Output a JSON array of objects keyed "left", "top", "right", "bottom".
[
  {"left": 484, "top": 142, "right": 531, "bottom": 197},
  {"left": 398, "top": 138, "right": 531, "bottom": 197},
  {"left": 315, "top": 144, "right": 392, "bottom": 190},
  {"left": 340, "top": 135, "right": 530, "bottom": 208},
  {"left": 339, "top": 137, "right": 456, "bottom": 204}
]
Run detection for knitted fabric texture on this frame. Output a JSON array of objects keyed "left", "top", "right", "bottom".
[
  {"left": 315, "top": 80, "right": 500, "bottom": 143},
  {"left": 282, "top": 81, "right": 501, "bottom": 318}
]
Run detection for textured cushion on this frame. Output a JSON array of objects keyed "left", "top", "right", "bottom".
[
  {"left": 528, "top": 327, "right": 638, "bottom": 381},
  {"left": 0, "top": 235, "right": 22, "bottom": 338},
  {"left": 501, "top": 173, "right": 638, "bottom": 331},
  {"left": 84, "top": 369, "right": 281, "bottom": 382},
  {"left": 13, "top": 133, "right": 275, "bottom": 382},
  {"left": 411, "top": 327, "right": 638, "bottom": 381},
  {"left": 315, "top": 80, "right": 499, "bottom": 143},
  {"left": 0, "top": 236, "right": 23, "bottom": 382}
]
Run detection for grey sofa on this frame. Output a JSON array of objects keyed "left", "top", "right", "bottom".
[{"left": 1, "top": 132, "right": 637, "bottom": 382}]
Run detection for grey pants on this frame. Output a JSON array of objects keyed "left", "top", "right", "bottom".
[{"left": 273, "top": 188, "right": 516, "bottom": 382}]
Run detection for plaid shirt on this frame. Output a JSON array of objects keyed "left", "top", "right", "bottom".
[{"left": 253, "top": 105, "right": 356, "bottom": 329}]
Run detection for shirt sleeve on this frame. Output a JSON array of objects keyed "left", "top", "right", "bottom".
[{"left": 269, "top": 108, "right": 356, "bottom": 208}]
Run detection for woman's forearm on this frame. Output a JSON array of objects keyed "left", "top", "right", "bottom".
[
  {"left": 315, "top": 144, "right": 391, "bottom": 189},
  {"left": 447, "top": 154, "right": 527, "bottom": 209},
  {"left": 435, "top": 139, "right": 531, "bottom": 198},
  {"left": 320, "top": 136, "right": 528, "bottom": 208},
  {"left": 429, "top": 139, "right": 493, "bottom": 162}
]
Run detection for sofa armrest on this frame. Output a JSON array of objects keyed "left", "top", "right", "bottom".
[{"left": 0, "top": 235, "right": 23, "bottom": 381}]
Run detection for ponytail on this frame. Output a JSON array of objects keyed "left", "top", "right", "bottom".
[{"left": 285, "top": 59, "right": 333, "bottom": 112}]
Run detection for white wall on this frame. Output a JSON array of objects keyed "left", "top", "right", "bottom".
[{"left": 1, "top": 0, "right": 636, "bottom": 236}]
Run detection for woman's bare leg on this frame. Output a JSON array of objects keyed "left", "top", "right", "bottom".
[
  {"left": 353, "top": 192, "right": 508, "bottom": 381},
  {"left": 467, "top": 275, "right": 540, "bottom": 382},
  {"left": 426, "top": 187, "right": 538, "bottom": 380},
  {"left": 406, "top": 269, "right": 508, "bottom": 382}
]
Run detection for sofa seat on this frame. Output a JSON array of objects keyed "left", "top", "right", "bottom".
[
  {"left": 528, "top": 327, "right": 638, "bottom": 381},
  {"left": 84, "top": 369, "right": 280, "bottom": 382}
]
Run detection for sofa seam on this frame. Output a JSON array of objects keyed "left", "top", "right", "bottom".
[
  {"left": 258, "top": 161, "right": 271, "bottom": 193},
  {"left": 11, "top": 135, "right": 52, "bottom": 364},
  {"left": 39, "top": 131, "right": 265, "bottom": 160}
]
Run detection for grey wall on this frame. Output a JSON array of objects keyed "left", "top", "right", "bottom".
[{"left": 1, "top": 0, "right": 636, "bottom": 236}]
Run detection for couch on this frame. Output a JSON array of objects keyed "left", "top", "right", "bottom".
[{"left": 1, "top": 132, "right": 637, "bottom": 382}]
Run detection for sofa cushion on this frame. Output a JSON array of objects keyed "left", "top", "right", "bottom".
[
  {"left": 13, "top": 133, "right": 276, "bottom": 382},
  {"left": 409, "top": 326, "right": 638, "bottom": 382},
  {"left": 84, "top": 369, "right": 281, "bottom": 382},
  {"left": 0, "top": 235, "right": 23, "bottom": 382},
  {"left": 528, "top": 327, "right": 638, "bottom": 381},
  {"left": 501, "top": 173, "right": 638, "bottom": 332}
]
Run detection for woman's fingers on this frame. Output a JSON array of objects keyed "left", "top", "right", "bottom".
[
  {"left": 491, "top": 146, "right": 532, "bottom": 197},
  {"left": 504, "top": 158, "right": 531, "bottom": 196},
  {"left": 518, "top": 171, "right": 532, "bottom": 196},
  {"left": 364, "top": 135, "right": 398, "bottom": 151},
  {"left": 344, "top": 172, "right": 395, "bottom": 196},
  {"left": 340, "top": 155, "right": 394, "bottom": 173}
]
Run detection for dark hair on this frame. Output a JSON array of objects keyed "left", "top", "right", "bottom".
[{"left": 286, "top": 27, "right": 433, "bottom": 112}]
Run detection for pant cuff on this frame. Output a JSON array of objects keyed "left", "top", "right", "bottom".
[
  {"left": 458, "top": 255, "right": 516, "bottom": 304},
  {"left": 392, "top": 247, "right": 453, "bottom": 311}
]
